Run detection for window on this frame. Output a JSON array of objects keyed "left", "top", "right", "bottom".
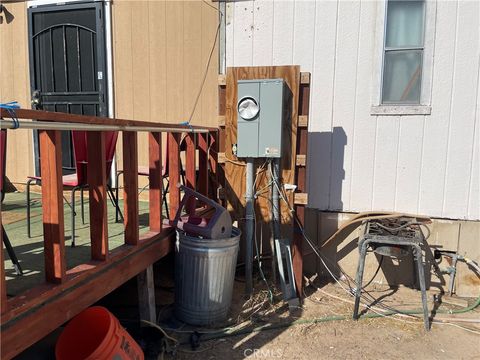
[
  {"left": 382, "top": 0, "right": 425, "bottom": 104},
  {"left": 372, "top": 0, "right": 434, "bottom": 115}
]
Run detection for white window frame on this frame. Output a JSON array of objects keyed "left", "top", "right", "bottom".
[{"left": 371, "top": 0, "right": 436, "bottom": 116}]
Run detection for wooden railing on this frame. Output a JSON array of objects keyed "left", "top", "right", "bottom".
[{"left": 0, "top": 108, "right": 219, "bottom": 359}]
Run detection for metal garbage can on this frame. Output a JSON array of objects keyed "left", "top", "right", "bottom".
[{"left": 175, "top": 227, "right": 241, "bottom": 325}]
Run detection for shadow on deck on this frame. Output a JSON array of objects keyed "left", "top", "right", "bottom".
[{"left": 2, "top": 191, "right": 154, "bottom": 296}]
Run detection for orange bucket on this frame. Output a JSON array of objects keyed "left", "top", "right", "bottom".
[{"left": 56, "top": 306, "right": 144, "bottom": 360}]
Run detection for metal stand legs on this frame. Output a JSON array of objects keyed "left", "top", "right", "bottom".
[
  {"left": 353, "top": 242, "right": 368, "bottom": 319},
  {"left": 353, "top": 239, "right": 430, "bottom": 331},
  {"left": 2, "top": 225, "right": 23, "bottom": 275},
  {"left": 413, "top": 244, "right": 429, "bottom": 331}
]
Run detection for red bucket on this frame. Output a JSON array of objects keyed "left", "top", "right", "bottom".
[{"left": 56, "top": 306, "right": 144, "bottom": 360}]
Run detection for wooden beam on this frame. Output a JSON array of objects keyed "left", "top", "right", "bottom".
[
  {"left": 300, "top": 72, "right": 310, "bottom": 84},
  {"left": 0, "top": 108, "right": 217, "bottom": 133},
  {"left": 198, "top": 133, "right": 209, "bottom": 196},
  {"left": 39, "top": 130, "right": 66, "bottom": 283},
  {"left": 87, "top": 132, "right": 109, "bottom": 260},
  {"left": 294, "top": 193, "right": 308, "bottom": 205},
  {"left": 168, "top": 133, "right": 181, "bottom": 220},
  {"left": 209, "top": 131, "right": 219, "bottom": 201},
  {"left": 137, "top": 265, "right": 156, "bottom": 323},
  {"left": 149, "top": 132, "right": 163, "bottom": 232},
  {"left": 218, "top": 74, "right": 226, "bottom": 86},
  {"left": 293, "top": 77, "right": 311, "bottom": 298},
  {"left": 218, "top": 115, "right": 226, "bottom": 127},
  {"left": 218, "top": 152, "right": 226, "bottom": 164},
  {"left": 0, "top": 230, "right": 174, "bottom": 360},
  {"left": 296, "top": 154, "right": 306, "bottom": 167},
  {"left": 298, "top": 115, "right": 308, "bottom": 128},
  {"left": 123, "top": 131, "right": 139, "bottom": 245},
  {"left": 185, "top": 133, "right": 196, "bottom": 214}
]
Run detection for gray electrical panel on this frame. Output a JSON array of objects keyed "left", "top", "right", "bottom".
[{"left": 236, "top": 79, "right": 288, "bottom": 158}]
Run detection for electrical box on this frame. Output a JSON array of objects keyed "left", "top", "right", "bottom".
[{"left": 236, "top": 79, "right": 288, "bottom": 158}]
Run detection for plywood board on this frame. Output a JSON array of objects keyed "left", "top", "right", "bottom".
[{"left": 224, "top": 66, "right": 300, "bottom": 224}]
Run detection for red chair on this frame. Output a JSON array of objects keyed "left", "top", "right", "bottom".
[
  {"left": 26, "top": 131, "right": 121, "bottom": 246},
  {"left": 1, "top": 129, "right": 23, "bottom": 275}
]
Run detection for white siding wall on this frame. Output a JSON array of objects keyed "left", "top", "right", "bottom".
[{"left": 225, "top": 0, "right": 480, "bottom": 220}]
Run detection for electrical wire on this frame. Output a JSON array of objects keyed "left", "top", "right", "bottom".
[
  {"left": 251, "top": 159, "right": 274, "bottom": 303},
  {"left": 184, "top": 1, "right": 222, "bottom": 125},
  {"left": 361, "top": 255, "right": 384, "bottom": 290},
  {"left": 266, "top": 166, "right": 451, "bottom": 318}
]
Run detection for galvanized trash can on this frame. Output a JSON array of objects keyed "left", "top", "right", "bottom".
[{"left": 175, "top": 227, "right": 241, "bottom": 325}]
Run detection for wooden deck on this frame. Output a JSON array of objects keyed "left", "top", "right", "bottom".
[{"left": 0, "top": 109, "right": 218, "bottom": 359}]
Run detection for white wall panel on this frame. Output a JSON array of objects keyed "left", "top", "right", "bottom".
[
  {"left": 329, "top": 0, "right": 361, "bottom": 210},
  {"left": 350, "top": 0, "right": 378, "bottom": 212},
  {"left": 442, "top": 0, "right": 479, "bottom": 219},
  {"left": 372, "top": 116, "right": 400, "bottom": 210},
  {"left": 272, "top": 0, "right": 295, "bottom": 65},
  {"left": 232, "top": 1, "right": 254, "bottom": 66},
  {"left": 307, "top": 0, "right": 338, "bottom": 209},
  {"left": 226, "top": 0, "right": 480, "bottom": 220},
  {"left": 418, "top": 0, "right": 458, "bottom": 217},
  {"left": 252, "top": 0, "right": 274, "bottom": 65},
  {"left": 395, "top": 116, "right": 424, "bottom": 213}
]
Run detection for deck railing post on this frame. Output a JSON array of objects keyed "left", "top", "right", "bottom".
[
  {"left": 185, "top": 133, "right": 196, "bottom": 214},
  {"left": 198, "top": 133, "right": 209, "bottom": 197},
  {"left": 209, "top": 130, "right": 219, "bottom": 202},
  {"left": 0, "top": 211, "right": 6, "bottom": 314},
  {"left": 168, "top": 133, "right": 181, "bottom": 220},
  {"left": 87, "top": 131, "right": 109, "bottom": 260},
  {"left": 39, "top": 130, "right": 66, "bottom": 283},
  {"left": 148, "top": 132, "right": 163, "bottom": 232},
  {"left": 123, "top": 131, "right": 139, "bottom": 245}
]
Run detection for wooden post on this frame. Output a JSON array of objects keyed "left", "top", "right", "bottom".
[
  {"left": 185, "top": 133, "right": 196, "bottom": 214},
  {"left": 87, "top": 131, "right": 109, "bottom": 260},
  {"left": 198, "top": 133, "right": 209, "bottom": 197},
  {"left": 137, "top": 265, "right": 156, "bottom": 324},
  {"left": 168, "top": 133, "right": 181, "bottom": 220},
  {"left": 209, "top": 131, "right": 219, "bottom": 202},
  {"left": 217, "top": 78, "right": 227, "bottom": 206},
  {"left": 149, "top": 132, "right": 163, "bottom": 232},
  {"left": 0, "top": 211, "right": 6, "bottom": 314},
  {"left": 292, "top": 77, "right": 310, "bottom": 298},
  {"left": 123, "top": 131, "right": 139, "bottom": 245},
  {"left": 39, "top": 130, "right": 66, "bottom": 282}
]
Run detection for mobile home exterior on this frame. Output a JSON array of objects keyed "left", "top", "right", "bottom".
[{"left": 224, "top": 0, "right": 479, "bottom": 294}]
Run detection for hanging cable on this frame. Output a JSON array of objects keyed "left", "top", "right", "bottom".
[{"left": 183, "top": 1, "right": 222, "bottom": 125}]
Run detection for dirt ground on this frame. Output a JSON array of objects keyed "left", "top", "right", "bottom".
[{"left": 166, "top": 280, "right": 480, "bottom": 360}]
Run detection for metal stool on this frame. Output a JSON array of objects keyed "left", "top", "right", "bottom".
[{"left": 352, "top": 218, "right": 430, "bottom": 330}]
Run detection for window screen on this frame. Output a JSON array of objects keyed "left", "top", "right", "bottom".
[{"left": 382, "top": 0, "right": 425, "bottom": 104}]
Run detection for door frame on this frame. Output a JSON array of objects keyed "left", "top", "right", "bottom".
[{"left": 27, "top": 0, "right": 109, "bottom": 176}]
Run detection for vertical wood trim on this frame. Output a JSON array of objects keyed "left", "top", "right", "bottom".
[
  {"left": 185, "top": 133, "right": 196, "bottom": 214},
  {"left": 293, "top": 81, "right": 310, "bottom": 298},
  {"left": 0, "top": 211, "right": 6, "bottom": 314},
  {"left": 87, "top": 132, "right": 109, "bottom": 260},
  {"left": 123, "top": 131, "right": 139, "bottom": 245},
  {"left": 198, "top": 133, "right": 209, "bottom": 197},
  {"left": 168, "top": 133, "right": 181, "bottom": 220},
  {"left": 149, "top": 132, "right": 163, "bottom": 232},
  {"left": 39, "top": 130, "right": 66, "bottom": 283}
]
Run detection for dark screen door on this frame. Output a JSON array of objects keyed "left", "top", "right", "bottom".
[{"left": 28, "top": 2, "right": 107, "bottom": 175}]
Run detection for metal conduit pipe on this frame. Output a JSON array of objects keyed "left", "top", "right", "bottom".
[
  {"left": 245, "top": 158, "right": 255, "bottom": 295},
  {"left": 0, "top": 119, "right": 211, "bottom": 134},
  {"left": 271, "top": 159, "right": 281, "bottom": 242}
]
